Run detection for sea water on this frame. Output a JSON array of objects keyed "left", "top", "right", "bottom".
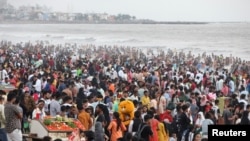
[{"left": 0, "top": 23, "right": 250, "bottom": 60}]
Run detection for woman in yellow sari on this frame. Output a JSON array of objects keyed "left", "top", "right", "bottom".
[{"left": 155, "top": 115, "right": 169, "bottom": 141}]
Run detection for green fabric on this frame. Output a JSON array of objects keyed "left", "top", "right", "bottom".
[
  {"left": 179, "top": 94, "right": 188, "bottom": 102},
  {"left": 167, "top": 102, "right": 176, "bottom": 110},
  {"left": 76, "top": 69, "right": 82, "bottom": 77},
  {"left": 113, "top": 101, "right": 119, "bottom": 112},
  {"left": 24, "top": 122, "right": 29, "bottom": 129}
]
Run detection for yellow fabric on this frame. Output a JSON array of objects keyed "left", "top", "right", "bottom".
[
  {"left": 218, "top": 96, "right": 226, "bottom": 114},
  {"left": 78, "top": 111, "right": 92, "bottom": 130},
  {"left": 52, "top": 79, "right": 57, "bottom": 86},
  {"left": 141, "top": 96, "right": 150, "bottom": 109},
  {"left": 158, "top": 122, "right": 169, "bottom": 141}
]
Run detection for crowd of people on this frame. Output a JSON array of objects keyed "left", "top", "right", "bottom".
[{"left": 0, "top": 40, "right": 250, "bottom": 141}]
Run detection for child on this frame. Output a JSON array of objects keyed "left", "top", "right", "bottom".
[{"left": 169, "top": 133, "right": 177, "bottom": 141}]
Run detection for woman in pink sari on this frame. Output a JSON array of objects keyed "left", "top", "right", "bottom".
[
  {"left": 200, "top": 95, "right": 208, "bottom": 112},
  {"left": 156, "top": 91, "right": 166, "bottom": 114}
]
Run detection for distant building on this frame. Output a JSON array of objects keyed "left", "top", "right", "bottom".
[
  {"left": 0, "top": 0, "right": 7, "bottom": 9},
  {"left": 108, "top": 15, "right": 116, "bottom": 22},
  {"left": 0, "top": 2, "right": 138, "bottom": 23},
  {"left": 68, "top": 13, "right": 77, "bottom": 21},
  {"left": 99, "top": 13, "right": 108, "bottom": 21},
  {"left": 87, "top": 14, "right": 94, "bottom": 22}
]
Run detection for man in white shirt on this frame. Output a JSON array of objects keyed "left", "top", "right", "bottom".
[
  {"left": 33, "top": 75, "right": 42, "bottom": 94},
  {"left": 75, "top": 80, "right": 83, "bottom": 90},
  {"left": 195, "top": 71, "right": 203, "bottom": 85},
  {"left": 32, "top": 100, "right": 46, "bottom": 119},
  {"left": 128, "top": 91, "right": 139, "bottom": 101},
  {"left": 0, "top": 67, "right": 8, "bottom": 82},
  {"left": 118, "top": 67, "right": 125, "bottom": 80},
  {"left": 239, "top": 94, "right": 248, "bottom": 110},
  {"left": 216, "top": 76, "right": 224, "bottom": 92},
  {"left": 110, "top": 68, "right": 118, "bottom": 80},
  {"left": 97, "top": 85, "right": 105, "bottom": 98}
]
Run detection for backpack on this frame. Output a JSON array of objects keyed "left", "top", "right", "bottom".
[{"left": 133, "top": 124, "right": 147, "bottom": 141}]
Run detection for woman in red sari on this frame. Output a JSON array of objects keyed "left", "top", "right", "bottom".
[
  {"left": 148, "top": 110, "right": 159, "bottom": 141},
  {"left": 108, "top": 112, "right": 126, "bottom": 141}
]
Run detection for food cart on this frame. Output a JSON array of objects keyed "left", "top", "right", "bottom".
[{"left": 30, "top": 117, "right": 85, "bottom": 140}]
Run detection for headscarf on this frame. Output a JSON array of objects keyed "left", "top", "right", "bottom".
[
  {"left": 195, "top": 111, "right": 205, "bottom": 126},
  {"left": 94, "top": 122, "right": 105, "bottom": 141},
  {"left": 200, "top": 95, "right": 208, "bottom": 106}
]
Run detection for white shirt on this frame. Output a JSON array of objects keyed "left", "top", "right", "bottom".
[
  {"left": 123, "top": 73, "right": 128, "bottom": 81},
  {"left": 128, "top": 120, "right": 136, "bottom": 136},
  {"left": 0, "top": 69, "right": 8, "bottom": 80},
  {"left": 97, "top": 88, "right": 105, "bottom": 98},
  {"left": 40, "top": 98, "right": 51, "bottom": 113},
  {"left": 33, "top": 78, "right": 42, "bottom": 92},
  {"left": 32, "top": 108, "right": 46, "bottom": 119},
  {"left": 128, "top": 95, "right": 139, "bottom": 101},
  {"left": 169, "top": 137, "right": 177, "bottom": 141},
  {"left": 110, "top": 71, "right": 118, "bottom": 80},
  {"left": 28, "top": 74, "right": 34, "bottom": 81},
  {"left": 0, "top": 104, "right": 5, "bottom": 128},
  {"left": 216, "top": 79, "right": 224, "bottom": 91},
  {"left": 75, "top": 82, "right": 84, "bottom": 90},
  {"left": 118, "top": 70, "right": 125, "bottom": 80},
  {"left": 195, "top": 73, "right": 203, "bottom": 84},
  {"left": 42, "top": 81, "right": 47, "bottom": 89},
  {"left": 238, "top": 99, "right": 248, "bottom": 110}
]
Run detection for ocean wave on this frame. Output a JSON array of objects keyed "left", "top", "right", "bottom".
[
  {"left": 118, "top": 39, "right": 142, "bottom": 43},
  {"left": 48, "top": 35, "right": 96, "bottom": 42},
  {"left": 86, "top": 38, "right": 144, "bottom": 44},
  {"left": 84, "top": 37, "right": 96, "bottom": 42},
  {"left": 0, "top": 33, "right": 39, "bottom": 39},
  {"left": 51, "top": 35, "right": 65, "bottom": 39}
]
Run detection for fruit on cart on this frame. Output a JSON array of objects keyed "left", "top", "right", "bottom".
[
  {"left": 55, "top": 115, "right": 63, "bottom": 121},
  {"left": 46, "top": 122, "right": 73, "bottom": 131},
  {"left": 62, "top": 117, "right": 67, "bottom": 122},
  {"left": 60, "top": 123, "right": 73, "bottom": 130},
  {"left": 43, "top": 119, "right": 52, "bottom": 126},
  {"left": 66, "top": 122, "right": 76, "bottom": 128},
  {"left": 73, "top": 120, "right": 85, "bottom": 131},
  {"left": 43, "top": 117, "right": 86, "bottom": 131},
  {"left": 63, "top": 117, "right": 73, "bottom": 122}
]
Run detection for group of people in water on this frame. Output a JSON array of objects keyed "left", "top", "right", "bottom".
[{"left": 0, "top": 40, "right": 250, "bottom": 141}]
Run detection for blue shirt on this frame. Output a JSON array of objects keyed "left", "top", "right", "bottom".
[{"left": 164, "top": 92, "right": 171, "bottom": 101}]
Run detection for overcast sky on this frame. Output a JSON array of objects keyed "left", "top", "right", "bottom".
[{"left": 8, "top": 0, "right": 250, "bottom": 22}]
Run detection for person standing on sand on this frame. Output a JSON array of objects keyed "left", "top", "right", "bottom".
[
  {"left": 78, "top": 99, "right": 92, "bottom": 130},
  {"left": 108, "top": 112, "right": 126, "bottom": 141},
  {"left": 4, "top": 90, "right": 23, "bottom": 141}
]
